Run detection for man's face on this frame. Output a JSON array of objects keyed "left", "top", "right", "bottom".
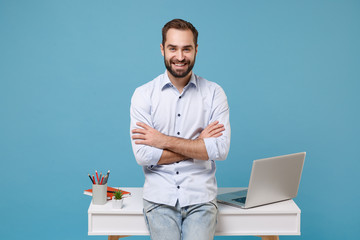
[{"left": 161, "top": 29, "right": 198, "bottom": 79}]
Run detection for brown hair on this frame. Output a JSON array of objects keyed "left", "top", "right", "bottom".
[{"left": 162, "top": 19, "right": 198, "bottom": 46}]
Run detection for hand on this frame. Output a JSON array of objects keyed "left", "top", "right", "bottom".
[
  {"left": 198, "top": 121, "right": 225, "bottom": 139},
  {"left": 131, "top": 122, "right": 168, "bottom": 149}
]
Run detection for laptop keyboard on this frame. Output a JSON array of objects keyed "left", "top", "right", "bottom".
[{"left": 232, "top": 197, "right": 247, "bottom": 204}]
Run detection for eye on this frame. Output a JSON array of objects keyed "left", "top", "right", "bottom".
[
  {"left": 169, "top": 47, "right": 176, "bottom": 51},
  {"left": 184, "top": 48, "right": 190, "bottom": 52}
]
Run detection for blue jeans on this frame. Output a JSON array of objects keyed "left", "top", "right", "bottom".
[{"left": 143, "top": 199, "right": 218, "bottom": 240}]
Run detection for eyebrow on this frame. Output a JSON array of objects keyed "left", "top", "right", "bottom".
[{"left": 167, "top": 44, "right": 194, "bottom": 49}]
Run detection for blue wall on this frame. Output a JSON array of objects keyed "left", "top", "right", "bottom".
[{"left": 1, "top": 1, "right": 359, "bottom": 239}]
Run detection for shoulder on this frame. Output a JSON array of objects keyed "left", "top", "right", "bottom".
[
  {"left": 195, "top": 75, "right": 229, "bottom": 109},
  {"left": 195, "top": 74, "right": 226, "bottom": 94},
  {"left": 132, "top": 73, "right": 164, "bottom": 100}
]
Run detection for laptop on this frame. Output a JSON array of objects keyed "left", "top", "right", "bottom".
[{"left": 217, "top": 152, "right": 306, "bottom": 209}]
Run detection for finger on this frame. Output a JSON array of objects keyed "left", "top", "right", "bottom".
[
  {"left": 207, "top": 121, "right": 219, "bottom": 129},
  {"left": 132, "top": 134, "right": 146, "bottom": 140},
  {"left": 209, "top": 125, "right": 225, "bottom": 134},
  {"left": 134, "top": 140, "right": 147, "bottom": 145},
  {"left": 209, "top": 123, "right": 224, "bottom": 130},
  {"left": 207, "top": 124, "right": 224, "bottom": 134},
  {"left": 136, "top": 122, "right": 150, "bottom": 129},
  {"left": 132, "top": 128, "right": 146, "bottom": 134},
  {"left": 209, "top": 128, "right": 224, "bottom": 137},
  {"left": 212, "top": 133, "right": 223, "bottom": 138},
  {"left": 211, "top": 120, "right": 219, "bottom": 125}
]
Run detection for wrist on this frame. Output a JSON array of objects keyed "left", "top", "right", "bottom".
[{"left": 162, "top": 134, "right": 172, "bottom": 150}]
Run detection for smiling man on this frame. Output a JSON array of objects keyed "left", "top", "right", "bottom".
[{"left": 130, "top": 19, "right": 231, "bottom": 240}]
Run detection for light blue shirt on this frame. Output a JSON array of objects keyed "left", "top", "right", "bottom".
[{"left": 130, "top": 71, "right": 231, "bottom": 207}]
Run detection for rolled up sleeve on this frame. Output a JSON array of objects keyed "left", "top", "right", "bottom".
[
  {"left": 204, "top": 85, "right": 231, "bottom": 161},
  {"left": 130, "top": 88, "right": 163, "bottom": 166}
]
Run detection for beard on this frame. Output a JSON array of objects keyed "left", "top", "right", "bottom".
[{"left": 164, "top": 55, "right": 196, "bottom": 79}]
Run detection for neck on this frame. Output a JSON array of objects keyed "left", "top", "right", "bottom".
[{"left": 167, "top": 71, "right": 192, "bottom": 93}]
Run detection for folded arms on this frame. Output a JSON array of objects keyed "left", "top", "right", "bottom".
[{"left": 132, "top": 121, "right": 225, "bottom": 165}]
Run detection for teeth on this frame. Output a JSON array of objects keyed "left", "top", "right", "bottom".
[{"left": 175, "top": 64, "right": 185, "bottom": 66}]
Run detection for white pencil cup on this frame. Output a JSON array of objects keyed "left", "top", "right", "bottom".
[{"left": 92, "top": 184, "right": 107, "bottom": 205}]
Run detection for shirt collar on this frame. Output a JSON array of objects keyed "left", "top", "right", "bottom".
[{"left": 161, "top": 70, "right": 197, "bottom": 91}]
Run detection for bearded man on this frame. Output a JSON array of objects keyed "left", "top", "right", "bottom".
[{"left": 130, "top": 18, "right": 231, "bottom": 240}]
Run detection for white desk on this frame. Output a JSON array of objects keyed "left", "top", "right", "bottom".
[{"left": 88, "top": 188, "right": 301, "bottom": 240}]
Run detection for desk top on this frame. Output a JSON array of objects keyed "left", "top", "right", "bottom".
[{"left": 88, "top": 187, "right": 300, "bottom": 214}]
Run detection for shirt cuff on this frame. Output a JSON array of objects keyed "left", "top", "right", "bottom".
[
  {"left": 151, "top": 147, "right": 163, "bottom": 166},
  {"left": 203, "top": 138, "right": 219, "bottom": 160}
]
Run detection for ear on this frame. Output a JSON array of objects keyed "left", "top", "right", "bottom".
[
  {"left": 160, "top": 44, "right": 165, "bottom": 57},
  {"left": 195, "top": 44, "right": 198, "bottom": 55}
]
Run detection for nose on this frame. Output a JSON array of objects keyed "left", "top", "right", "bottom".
[{"left": 176, "top": 50, "right": 184, "bottom": 61}]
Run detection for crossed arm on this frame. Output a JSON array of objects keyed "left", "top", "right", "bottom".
[{"left": 131, "top": 121, "right": 225, "bottom": 165}]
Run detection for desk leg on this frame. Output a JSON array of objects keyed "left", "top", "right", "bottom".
[
  {"left": 108, "top": 236, "right": 129, "bottom": 240},
  {"left": 259, "top": 236, "right": 279, "bottom": 240}
]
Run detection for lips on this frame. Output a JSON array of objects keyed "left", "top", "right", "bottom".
[{"left": 172, "top": 62, "right": 187, "bottom": 69}]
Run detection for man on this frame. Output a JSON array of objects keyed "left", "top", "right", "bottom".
[{"left": 130, "top": 19, "right": 230, "bottom": 240}]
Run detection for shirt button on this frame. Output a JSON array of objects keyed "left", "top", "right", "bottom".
[
  {"left": 176, "top": 171, "right": 179, "bottom": 174},
  {"left": 179, "top": 96, "right": 182, "bottom": 99},
  {"left": 177, "top": 114, "right": 181, "bottom": 117},
  {"left": 177, "top": 132, "right": 180, "bottom": 135},
  {"left": 177, "top": 186, "right": 180, "bottom": 189}
]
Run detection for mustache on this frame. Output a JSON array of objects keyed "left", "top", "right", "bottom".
[{"left": 171, "top": 59, "right": 189, "bottom": 64}]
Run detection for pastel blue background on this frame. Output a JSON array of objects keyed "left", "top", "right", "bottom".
[{"left": 1, "top": 0, "right": 359, "bottom": 239}]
